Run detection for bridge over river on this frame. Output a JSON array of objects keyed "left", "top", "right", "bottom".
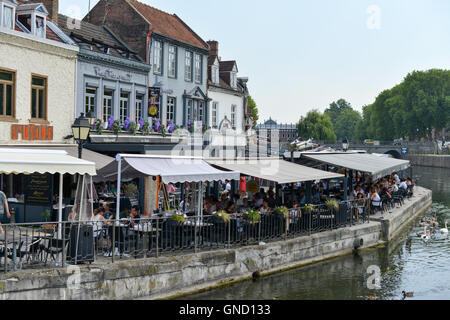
[{"left": 328, "top": 142, "right": 436, "bottom": 159}]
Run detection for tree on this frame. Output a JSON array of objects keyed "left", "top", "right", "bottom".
[
  {"left": 324, "top": 99, "right": 353, "bottom": 127},
  {"left": 247, "top": 95, "right": 259, "bottom": 122},
  {"left": 334, "top": 109, "right": 363, "bottom": 141},
  {"left": 297, "top": 110, "right": 336, "bottom": 143}
]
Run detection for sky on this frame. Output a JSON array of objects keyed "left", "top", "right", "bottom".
[{"left": 60, "top": 0, "right": 450, "bottom": 124}]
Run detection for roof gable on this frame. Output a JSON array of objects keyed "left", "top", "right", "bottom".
[{"left": 127, "top": 0, "right": 208, "bottom": 50}]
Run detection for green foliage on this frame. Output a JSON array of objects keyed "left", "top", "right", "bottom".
[
  {"left": 324, "top": 99, "right": 353, "bottom": 126},
  {"left": 297, "top": 110, "right": 336, "bottom": 143},
  {"left": 274, "top": 206, "right": 289, "bottom": 218},
  {"left": 214, "top": 210, "right": 231, "bottom": 223},
  {"left": 325, "top": 199, "right": 339, "bottom": 211},
  {"left": 303, "top": 204, "right": 314, "bottom": 211},
  {"left": 42, "top": 209, "right": 51, "bottom": 221},
  {"left": 124, "top": 183, "right": 138, "bottom": 198},
  {"left": 170, "top": 213, "right": 187, "bottom": 223},
  {"left": 334, "top": 108, "right": 363, "bottom": 142},
  {"left": 245, "top": 209, "right": 261, "bottom": 223},
  {"left": 363, "top": 69, "right": 450, "bottom": 141},
  {"left": 248, "top": 95, "right": 259, "bottom": 122}
]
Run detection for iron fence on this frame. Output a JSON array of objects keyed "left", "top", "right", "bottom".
[{"left": 0, "top": 198, "right": 390, "bottom": 273}]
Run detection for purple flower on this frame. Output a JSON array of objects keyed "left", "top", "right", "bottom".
[
  {"left": 138, "top": 118, "right": 145, "bottom": 130},
  {"left": 108, "top": 116, "right": 114, "bottom": 129},
  {"left": 187, "top": 120, "right": 191, "bottom": 129},
  {"left": 123, "top": 117, "right": 130, "bottom": 130},
  {"left": 168, "top": 121, "right": 175, "bottom": 133},
  {"left": 154, "top": 120, "right": 160, "bottom": 132}
]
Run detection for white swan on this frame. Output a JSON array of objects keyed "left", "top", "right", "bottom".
[{"left": 440, "top": 222, "right": 448, "bottom": 234}]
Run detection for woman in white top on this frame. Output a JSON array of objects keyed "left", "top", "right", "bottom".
[
  {"left": 92, "top": 208, "right": 107, "bottom": 238},
  {"left": 370, "top": 188, "right": 382, "bottom": 211}
]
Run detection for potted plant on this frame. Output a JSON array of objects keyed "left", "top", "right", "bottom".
[
  {"left": 142, "top": 121, "right": 151, "bottom": 135},
  {"left": 170, "top": 213, "right": 187, "bottom": 224},
  {"left": 214, "top": 210, "right": 231, "bottom": 223},
  {"left": 303, "top": 204, "right": 314, "bottom": 212},
  {"left": 94, "top": 119, "right": 103, "bottom": 135},
  {"left": 129, "top": 121, "right": 137, "bottom": 135},
  {"left": 42, "top": 209, "right": 51, "bottom": 222},
  {"left": 244, "top": 209, "right": 261, "bottom": 224},
  {"left": 325, "top": 199, "right": 339, "bottom": 212},
  {"left": 112, "top": 120, "right": 121, "bottom": 135},
  {"left": 274, "top": 206, "right": 290, "bottom": 219}
]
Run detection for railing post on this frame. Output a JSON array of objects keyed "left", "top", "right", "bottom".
[
  {"left": 62, "top": 222, "right": 66, "bottom": 267},
  {"left": 4, "top": 226, "right": 7, "bottom": 273},
  {"left": 155, "top": 218, "right": 159, "bottom": 258},
  {"left": 194, "top": 219, "right": 198, "bottom": 254},
  {"left": 112, "top": 220, "right": 115, "bottom": 263},
  {"left": 309, "top": 211, "right": 312, "bottom": 236},
  {"left": 227, "top": 221, "right": 231, "bottom": 249},
  {"left": 258, "top": 219, "right": 261, "bottom": 244}
]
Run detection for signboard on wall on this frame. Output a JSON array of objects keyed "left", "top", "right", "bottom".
[
  {"left": 24, "top": 173, "right": 53, "bottom": 205},
  {"left": 11, "top": 124, "right": 53, "bottom": 141},
  {"left": 148, "top": 87, "right": 160, "bottom": 118}
]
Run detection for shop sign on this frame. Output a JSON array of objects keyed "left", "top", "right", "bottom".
[
  {"left": 148, "top": 87, "right": 160, "bottom": 118},
  {"left": 24, "top": 173, "right": 53, "bottom": 205},
  {"left": 11, "top": 124, "right": 53, "bottom": 141},
  {"left": 93, "top": 67, "right": 132, "bottom": 82}
]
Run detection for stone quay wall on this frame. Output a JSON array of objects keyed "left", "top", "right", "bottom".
[{"left": 406, "top": 155, "right": 450, "bottom": 169}]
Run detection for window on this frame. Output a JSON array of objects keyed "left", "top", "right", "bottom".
[
  {"left": 18, "top": 14, "right": 31, "bottom": 32},
  {"left": 103, "top": 90, "right": 113, "bottom": 123},
  {"left": 153, "top": 41, "right": 162, "bottom": 75},
  {"left": 231, "top": 72, "right": 237, "bottom": 88},
  {"left": 31, "top": 75, "right": 46, "bottom": 120},
  {"left": 198, "top": 102, "right": 204, "bottom": 122},
  {"left": 135, "top": 95, "right": 144, "bottom": 123},
  {"left": 212, "top": 102, "right": 218, "bottom": 127},
  {"left": 186, "top": 99, "right": 192, "bottom": 124},
  {"left": 194, "top": 54, "right": 202, "bottom": 83},
  {"left": 167, "top": 97, "right": 175, "bottom": 123},
  {"left": 185, "top": 51, "right": 192, "bottom": 81},
  {"left": 168, "top": 45, "right": 177, "bottom": 78},
  {"left": 231, "top": 105, "right": 236, "bottom": 128},
  {"left": 212, "top": 65, "right": 219, "bottom": 84},
  {"left": 85, "top": 88, "right": 96, "bottom": 115},
  {"left": 2, "top": 6, "right": 14, "bottom": 30},
  {"left": 0, "top": 70, "right": 15, "bottom": 119},
  {"left": 119, "top": 92, "right": 129, "bottom": 124},
  {"left": 35, "top": 16, "right": 45, "bottom": 38}
]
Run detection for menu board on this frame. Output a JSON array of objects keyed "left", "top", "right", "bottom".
[{"left": 25, "top": 173, "right": 53, "bottom": 205}]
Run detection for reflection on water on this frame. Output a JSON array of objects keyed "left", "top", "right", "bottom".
[{"left": 181, "top": 166, "right": 450, "bottom": 300}]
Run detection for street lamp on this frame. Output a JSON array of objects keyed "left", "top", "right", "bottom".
[
  {"left": 72, "top": 113, "right": 91, "bottom": 159},
  {"left": 342, "top": 138, "right": 349, "bottom": 152}
]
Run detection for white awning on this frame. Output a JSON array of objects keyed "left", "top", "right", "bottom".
[
  {"left": 302, "top": 153, "right": 410, "bottom": 179},
  {"left": 97, "top": 154, "right": 241, "bottom": 184},
  {"left": 0, "top": 148, "right": 97, "bottom": 176},
  {"left": 206, "top": 158, "right": 344, "bottom": 184}
]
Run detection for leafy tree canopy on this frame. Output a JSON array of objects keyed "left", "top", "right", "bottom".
[{"left": 297, "top": 110, "right": 336, "bottom": 143}]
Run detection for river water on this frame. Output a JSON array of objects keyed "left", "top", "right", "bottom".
[{"left": 181, "top": 166, "right": 450, "bottom": 300}]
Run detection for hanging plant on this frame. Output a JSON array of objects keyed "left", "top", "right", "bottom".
[
  {"left": 274, "top": 206, "right": 290, "bottom": 219},
  {"left": 160, "top": 124, "right": 166, "bottom": 137},
  {"left": 138, "top": 118, "right": 145, "bottom": 131},
  {"left": 214, "top": 210, "right": 231, "bottom": 223},
  {"left": 94, "top": 119, "right": 103, "bottom": 135},
  {"left": 142, "top": 121, "right": 150, "bottom": 135},
  {"left": 112, "top": 120, "right": 121, "bottom": 135},
  {"left": 325, "top": 199, "right": 339, "bottom": 212},
  {"left": 107, "top": 116, "right": 115, "bottom": 130},
  {"left": 153, "top": 119, "right": 161, "bottom": 132},
  {"left": 245, "top": 209, "right": 261, "bottom": 223},
  {"left": 303, "top": 204, "right": 314, "bottom": 212},
  {"left": 129, "top": 121, "right": 137, "bottom": 135},
  {"left": 123, "top": 117, "right": 131, "bottom": 131},
  {"left": 170, "top": 213, "right": 187, "bottom": 223},
  {"left": 167, "top": 121, "right": 175, "bottom": 134}
]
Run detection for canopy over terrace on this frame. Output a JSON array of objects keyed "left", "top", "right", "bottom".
[
  {"left": 206, "top": 158, "right": 344, "bottom": 184},
  {"left": 302, "top": 153, "right": 410, "bottom": 180},
  {"left": 0, "top": 149, "right": 97, "bottom": 234},
  {"left": 96, "top": 154, "right": 241, "bottom": 219}
]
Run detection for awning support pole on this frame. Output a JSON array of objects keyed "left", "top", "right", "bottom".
[
  {"left": 306, "top": 181, "right": 312, "bottom": 204},
  {"left": 116, "top": 155, "right": 122, "bottom": 221},
  {"left": 344, "top": 177, "right": 348, "bottom": 201},
  {"left": 58, "top": 173, "right": 63, "bottom": 239}
]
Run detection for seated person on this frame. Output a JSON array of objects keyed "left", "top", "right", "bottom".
[
  {"left": 178, "top": 198, "right": 191, "bottom": 213},
  {"left": 129, "top": 205, "right": 141, "bottom": 228},
  {"left": 259, "top": 200, "right": 271, "bottom": 216}
]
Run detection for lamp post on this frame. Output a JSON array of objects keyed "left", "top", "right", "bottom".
[
  {"left": 342, "top": 138, "right": 349, "bottom": 152},
  {"left": 72, "top": 113, "right": 91, "bottom": 159}
]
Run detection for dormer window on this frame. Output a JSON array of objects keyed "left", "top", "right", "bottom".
[
  {"left": 16, "top": 3, "right": 48, "bottom": 38},
  {"left": 212, "top": 65, "right": 219, "bottom": 84},
  {"left": 231, "top": 72, "right": 237, "bottom": 89},
  {"left": 2, "top": 4, "right": 14, "bottom": 30}
]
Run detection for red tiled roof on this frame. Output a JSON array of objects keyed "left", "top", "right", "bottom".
[{"left": 126, "top": 0, "right": 208, "bottom": 50}]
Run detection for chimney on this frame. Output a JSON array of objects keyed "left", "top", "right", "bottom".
[
  {"left": 41, "top": 0, "right": 59, "bottom": 24},
  {"left": 208, "top": 40, "right": 219, "bottom": 57}
]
